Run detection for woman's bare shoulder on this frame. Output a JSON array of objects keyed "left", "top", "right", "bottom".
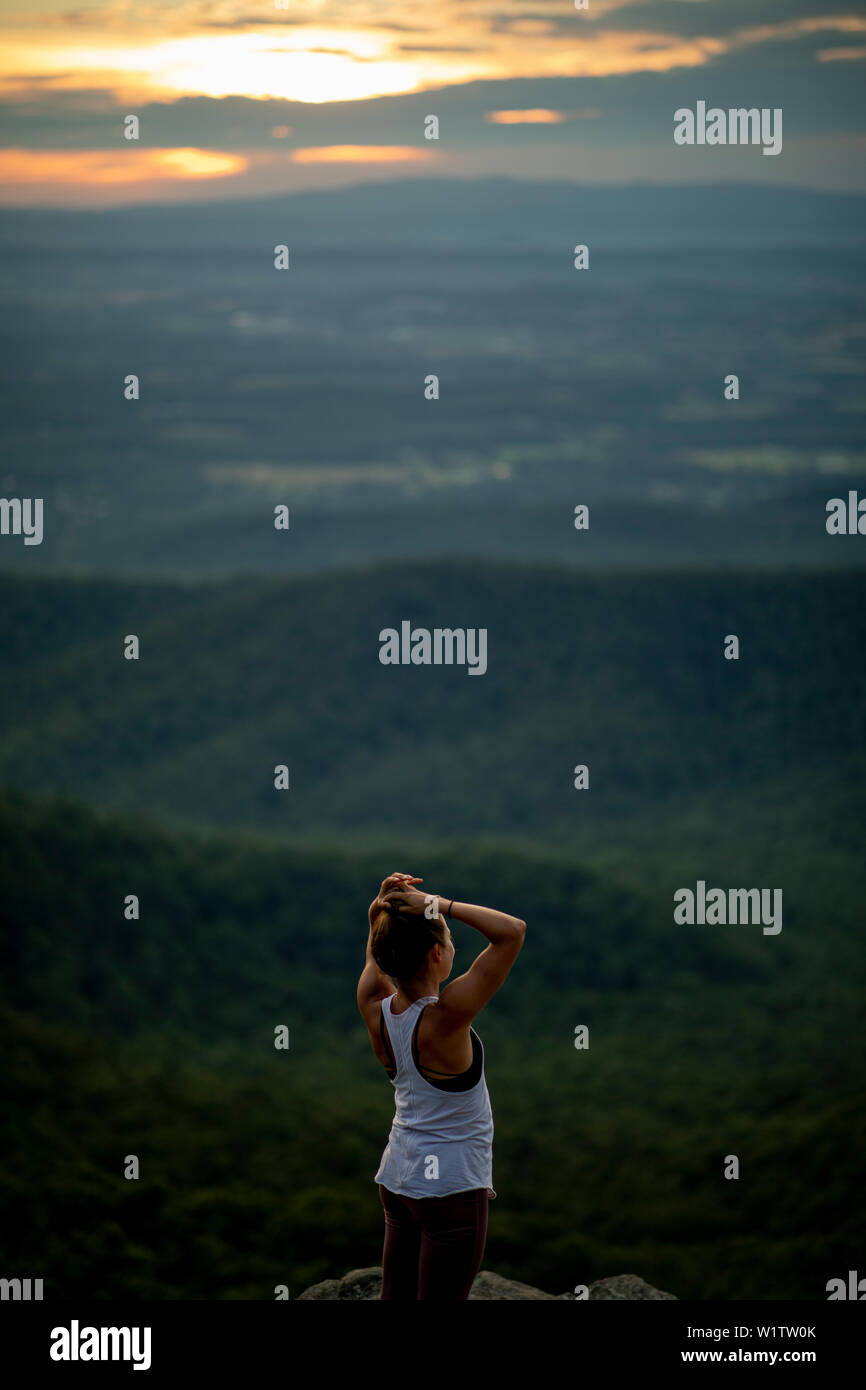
[{"left": 425, "top": 995, "right": 473, "bottom": 1037}]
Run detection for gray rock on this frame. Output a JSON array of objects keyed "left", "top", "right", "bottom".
[
  {"left": 583, "top": 1273, "right": 677, "bottom": 1300},
  {"left": 296, "top": 1267, "right": 385, "bottom": 1301},
  {"left": 296, "top": 1267, "right": 677, "bottom": 1300}
]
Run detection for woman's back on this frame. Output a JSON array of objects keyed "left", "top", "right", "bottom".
[
  {"left": 376, "top": 991, "right": 477, "bottom": 1084},
  {"left": 374, "top": 992, "right": 495, "bottom": 1199}
]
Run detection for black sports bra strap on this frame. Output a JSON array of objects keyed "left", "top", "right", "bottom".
[
  {"left": 411, "top": 1005, "right": 483, "bottom": 1090},
  {"left": 379, "top": 1001, "right": 396, "bottom": 1072}
]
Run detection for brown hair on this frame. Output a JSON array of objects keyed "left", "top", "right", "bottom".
[{"left": 370, "top": 898, "right": 449, "bottom": 984}]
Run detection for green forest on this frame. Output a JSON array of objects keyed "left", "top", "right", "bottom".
[
  {"left": 1, "top": 562, "right": 864, "bottom": 1299},
  {"left": 1, "top": 562, "right": 864, "bottom": 865}
]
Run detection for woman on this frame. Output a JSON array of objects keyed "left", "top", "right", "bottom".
[{"left": 357, "top": 870, "right": 526, "bottom": 1301}]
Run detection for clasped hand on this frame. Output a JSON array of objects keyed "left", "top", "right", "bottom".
[{"left": 369, "top": 871, "right": 440, "bottom": 921}]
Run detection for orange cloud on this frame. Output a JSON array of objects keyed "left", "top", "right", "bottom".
[
  {"left": 817, "top": 47, "right": 866, "bottom": 62},
  {"left": 485, "top": 110, "right": 566, "bottom": 125},
  {"left": 290, "top": 145, "right": 431, "bottom": 163},
  {"left": 0, "top": 147, "right": 247, "bottom": 184}
]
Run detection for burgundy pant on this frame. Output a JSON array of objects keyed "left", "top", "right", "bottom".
[{"left": 378, "top": 1184, "right": 489, "bottom": 1301}]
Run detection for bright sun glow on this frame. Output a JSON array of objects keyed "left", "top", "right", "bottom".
[
  {"left": 0, "top": 30, "right": 428, "bottom": 103},
  {"left": 92, "top": 31, "right": 424, "bottom": 104}
]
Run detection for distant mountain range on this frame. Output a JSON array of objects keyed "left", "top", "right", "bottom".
[{"left": 1, "top": 178, "right": 863, "bottom": 250}]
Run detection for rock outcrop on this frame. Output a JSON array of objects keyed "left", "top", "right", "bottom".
[{"left": 296, "top": 1267, "right": 677, "bottom": 1300}]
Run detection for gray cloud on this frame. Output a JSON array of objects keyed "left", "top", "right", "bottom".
[
  {"left": 192, "top": 15, "right": 424, "bottom": 31},
  {"left": 3, "top": 72, "right": 80, "bottom": 84},
  {"left": 264, "top": 46, "right": 380, "bottom": 61},
  {"left": 592, "top": 0, "right": 866, "bottom": 37},
  {"left": 487, "top": 1, "right": 866, "bottom": 41},
  {"left": 397, "top": 44, "right": 483, "bottom": 53}
]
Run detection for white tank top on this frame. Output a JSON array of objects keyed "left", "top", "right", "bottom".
[{"left": 374, "top": 992, "right": 496, "bottom": 1199}]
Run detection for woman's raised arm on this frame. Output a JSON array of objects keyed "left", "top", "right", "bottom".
[{"left": 437, "top": 896, "right": 526, "bottom": 1024}]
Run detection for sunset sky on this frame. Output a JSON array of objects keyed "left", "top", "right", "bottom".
[{"left": 1, "top": 0, "right": 865, "bottom": 204}]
